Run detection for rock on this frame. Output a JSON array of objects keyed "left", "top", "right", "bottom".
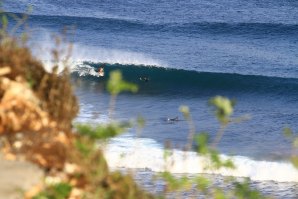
[
  {"left": 0, "top": 155, "right": 44, "bottom": 199},
  {"left": 0, "top": 77, "right": 49, "bottom": 134}
]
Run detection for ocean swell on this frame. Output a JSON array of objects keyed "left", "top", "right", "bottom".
[{"left": 7, "top": 12, "right": 298, "bottom": 37}]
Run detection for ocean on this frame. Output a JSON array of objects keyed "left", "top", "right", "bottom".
[{"left": 3, "top": 0, "right": 298, "bottom": 198}]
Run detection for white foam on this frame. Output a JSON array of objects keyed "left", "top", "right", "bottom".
[
  {"left": 105, "top": 135, "right": 298, "bottom": 182},
  {"left": 30, "top": 32, "right": 165, "bottom": 73},
  {"left": 70, "top": 43, "right": 164, "bottom": 67},
  {"left": 71, "top": 63, "right": 100, "bottom": 77}
]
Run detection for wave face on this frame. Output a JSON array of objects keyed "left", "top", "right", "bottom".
[
  {"left": 106, "top": 135, "right": 298, "bottom": 183},
  {"left": 71, "top": 62, "right": 298, "bottom": 96}
]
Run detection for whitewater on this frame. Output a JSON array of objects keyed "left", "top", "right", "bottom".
[{"left": 3, "top": 0, "right": 298, "bottom": 198}]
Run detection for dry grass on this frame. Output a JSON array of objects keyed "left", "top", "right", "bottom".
[{"left": 0, "top": 38, "right": 78, "bottom": 132}]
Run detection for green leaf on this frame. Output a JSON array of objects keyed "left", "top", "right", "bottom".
[
  {"left": 195, "top": 133, "right": 209, "bottom": 155},
  {"left": 75, "top": 122, "right": 130, "bottom": 140},
  {"left": 293, "top": 138, "right": 298, "bottom": 148},
  {"left": 214, "top": 188, "right": 226, "bottom": 199},
  {"left": 1, "top": 15, "right": 8, "bottom": 29},
  {"left": 52, "top": 183, "right": 72, "bottom": 198},
  {"left": 291, "top": 156, "right": 298, "bottom": 169},
  {"left": 233, "top": 180, "right": 265, "bottom": 199},
  {"left": 159, "top": 172, "right": 192, "bottom": 192},
  {"left": 194, "top": 176, "right": 210, "bottom": 192},
  {"left": 136, "top": 116, "right": 145, "bottom": 129},
  {"left": 74, "top": 139, "right": 92, "bottom": 157},
  {"left": 209, "top": 96, "right": 235, "bottom": 124},
  {"left": 283, "top": 127, "right": 293, "bottom": 138},
  {"left": 210, "top": 150, "right": 221, "bottom": 168},
  {"left": 222, "top": 159, "right": 235, "bottom": 169},
  {"left": 163, "top": 148, "right": 172, "bottom": 160},
  {"left": 33, "top": 183, "right": 72, "bottom": 199},
  {"left": 179, "top": 105, "right": 190, "bottom": 120},
  {"left": 107, "top": 70, "right": 138, "bottom": 95}
]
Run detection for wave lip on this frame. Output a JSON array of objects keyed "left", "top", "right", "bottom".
[
  {"left": 32, "top": 39, "right": 164, "bottom": 73},
  {"left": 105, "top": 136, "right": 298, "bottom": 182}
]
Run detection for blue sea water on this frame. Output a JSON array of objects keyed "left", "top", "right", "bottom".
[{"left": 3, "top": 0, "right": 298, "bottom": 198}]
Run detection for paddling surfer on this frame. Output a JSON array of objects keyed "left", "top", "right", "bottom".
[{"left": 167, "top": 116, "right": 179, "bottom": 122}]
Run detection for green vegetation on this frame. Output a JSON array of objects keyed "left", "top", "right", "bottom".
[
  {"left": 155, "top": 95, "right": 268, "bottom": 199},
  {"left": 75, "top": 122, "right": 130, "bottom": 141},
  {"left": 283, "top": 128, "right": 298, "bottom": 169},
  {"left": 107, "top": 70, "right": 138, "bottom": 119},
  {"left": 33, "top": 183, "right": 72, "bottom": 199}
]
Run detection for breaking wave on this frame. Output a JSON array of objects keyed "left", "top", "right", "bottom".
[
  {"left": 105, "top": 135, "right": 298, "bottom": 182},
  {"left": 71, "top": 62, "right": 298, "bottom": 95}
]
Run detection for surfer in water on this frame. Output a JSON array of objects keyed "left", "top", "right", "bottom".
[
  {"left": 167, "top": 116, "right": 179, "bottom": 122},
  {"left": 98, "top": 64, "right": 105, "bottom": 77},
  {"left": 139, "top": 76, "right": 149, "bottom": 82}
]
